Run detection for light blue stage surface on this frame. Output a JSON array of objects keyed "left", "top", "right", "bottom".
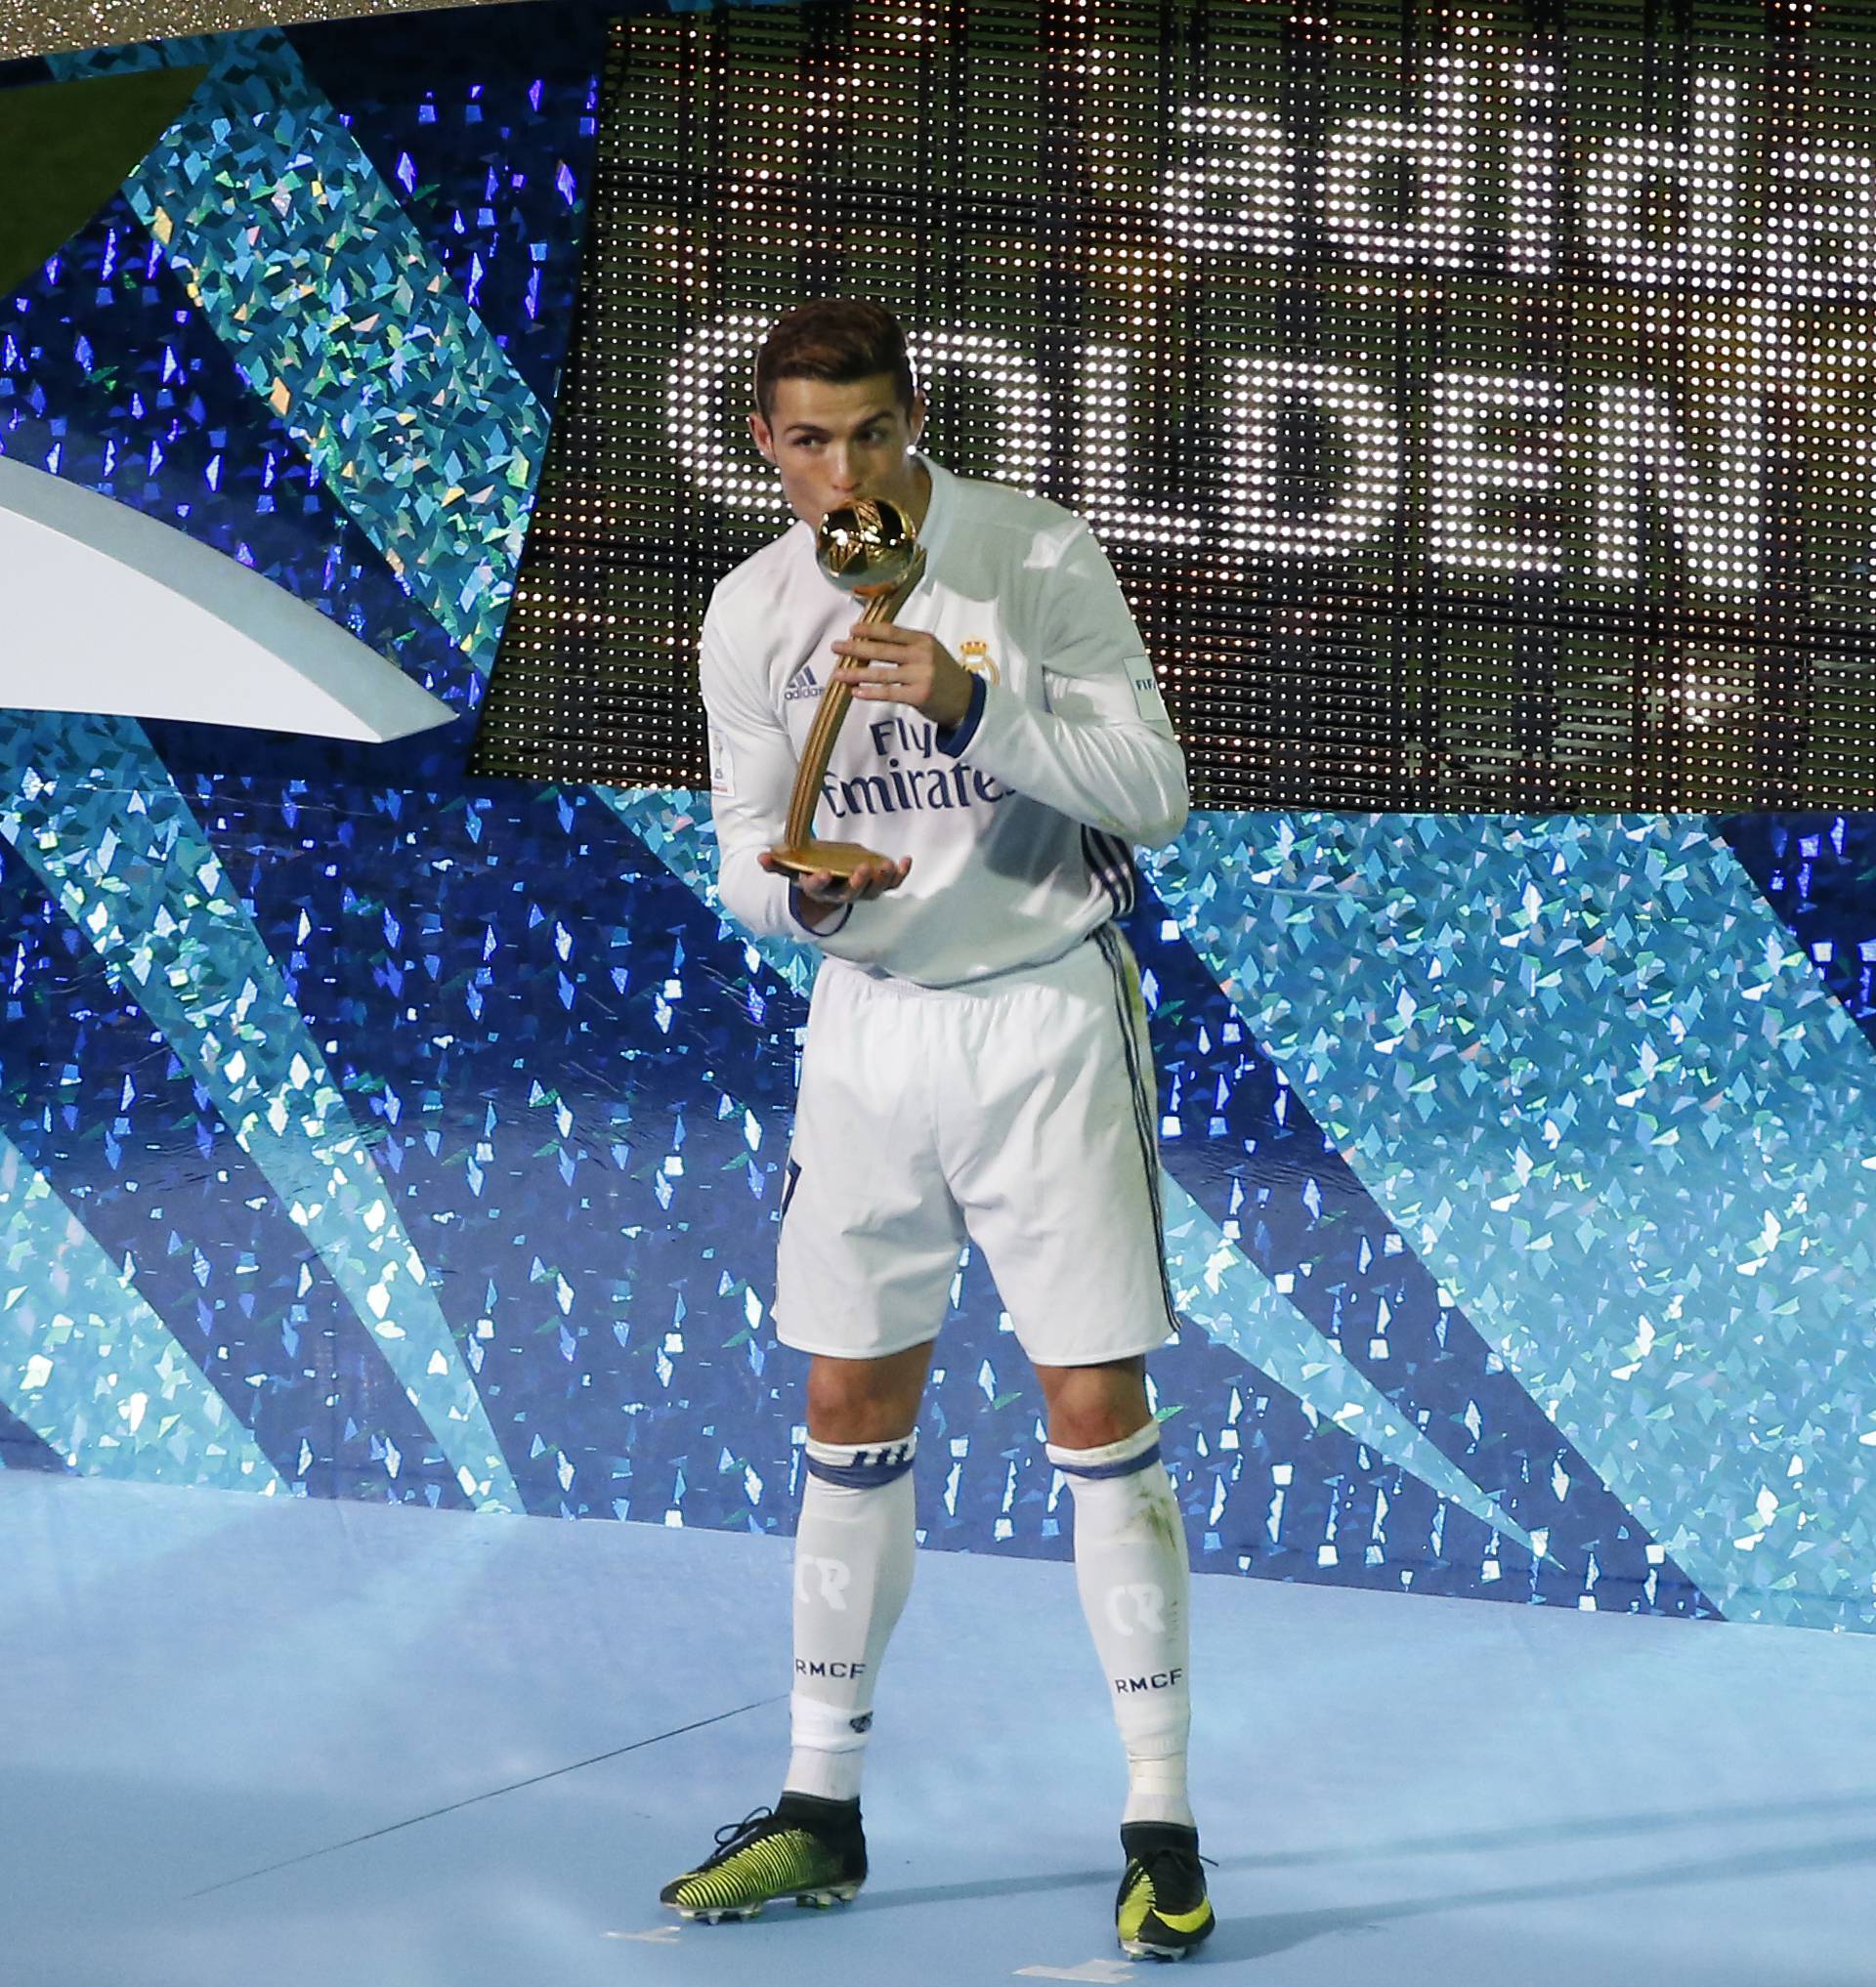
[{"left": 3, "top": 1474, "right": 1873, "bottom": 1987}]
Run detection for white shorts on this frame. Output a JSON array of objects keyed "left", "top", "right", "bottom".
[{"left": 774, "top": 924, "right": 1178, "bottom": 1366}]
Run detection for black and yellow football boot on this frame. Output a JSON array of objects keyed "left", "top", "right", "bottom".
[
  {"left": 1115, "top": 1820, "right": 1215, "bottom": 1961},
  {"left": 660, "top": 1793, "right": 867, "bottom": 1923}
]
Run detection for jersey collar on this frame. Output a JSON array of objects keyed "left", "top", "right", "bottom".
[{"left": 909, "top": 450, "right": 956, "bottom": 566}]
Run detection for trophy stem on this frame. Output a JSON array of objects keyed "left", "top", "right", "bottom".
[{"left": 779, "top": 549, "right": 927, "bottom": 860}]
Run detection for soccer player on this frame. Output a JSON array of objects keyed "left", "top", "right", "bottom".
[{"left": 660, "top": 298, "right": 1214, "bottom": 1961}]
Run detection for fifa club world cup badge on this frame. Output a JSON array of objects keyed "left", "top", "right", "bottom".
[{"left": 959, "top": 638, "right": 1000, "bottom": 685}]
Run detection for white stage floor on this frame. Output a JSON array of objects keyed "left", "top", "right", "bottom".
[{"left": 2, "top": 1474, "right": 1873, "bottom": 1986}]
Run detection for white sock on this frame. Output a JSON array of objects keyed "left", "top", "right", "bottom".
[
  {"left": 785, "top": 1431, "right": 917, "bottom": 1804},
  {"left": 1049, "top": 1419, "right": 1195, "bottom": 1829}
]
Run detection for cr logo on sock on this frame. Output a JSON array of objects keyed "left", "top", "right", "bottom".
[
  {"left": 795, "top": 1553, "right": 853, "bottom": 1610},
  {"left": 1104, "top": 1582, "right": 1168, "bottom": 1636}
]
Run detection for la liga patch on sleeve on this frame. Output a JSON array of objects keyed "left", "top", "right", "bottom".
[{"left": 708, "top": 725, "right": 735, "bottom": 796}]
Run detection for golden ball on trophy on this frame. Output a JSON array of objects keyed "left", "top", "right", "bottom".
[{"left": 816, "top": 497, "right": 922, "bottom": 596}]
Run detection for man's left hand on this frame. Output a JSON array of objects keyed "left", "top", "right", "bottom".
[{"left": 831, "top": 620, "right": 976, "bottom": 731}]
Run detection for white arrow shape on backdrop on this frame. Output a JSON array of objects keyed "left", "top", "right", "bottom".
[{"left": 0, "top": 455, "right": 452, "bottom": 742}]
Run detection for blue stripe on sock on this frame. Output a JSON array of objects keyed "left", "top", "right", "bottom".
[
  {"left": 1053, "top": 1439, "right": 1163, "bottom": 1481},
  {"left": 805, "top": 1442, "right": 917, "bottom": 1489}
]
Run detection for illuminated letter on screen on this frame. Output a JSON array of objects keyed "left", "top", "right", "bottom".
[
  {"left": 1158, "top": 103, "right": 1296, "bottom": 258},
  {"left": 1430, "top": 373, "right": 1564, "bottom": 574},
  {"left": 669, "top": 313, "right": 789, "bottom": 516},
  {"left": 910, "top": 331, "right": 1051, "bottom": 493},
  {"left": 1078, "top": 343, "right": 1208, "bottom": 550},
  {"left": 1319, "top": 44, "right": 1481, "bottom": 270},
  {"left": 1591, "top": 382, "right": 1764, "bottom": 594},
  {"left": 1762, "top": 149, "right": 1876, "bottom": 302},
  {"left": 1582, "top": 73, "right": 1742, "bottom": 292},
  {"left": 1226, "top": 359, "right": 1400, "bottom": 558}
]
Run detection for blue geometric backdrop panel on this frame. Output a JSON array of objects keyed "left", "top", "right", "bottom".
[{"left": 1, "top": 4, "right": 1871, "bottom": 1633}]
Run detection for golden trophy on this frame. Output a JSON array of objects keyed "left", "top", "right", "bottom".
[{"left": 767, "top": 496, "right": 927, "bottom": 881}]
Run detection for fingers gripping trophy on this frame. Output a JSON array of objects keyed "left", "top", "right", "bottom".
[{"left": 765, "top": 496, "right": 926, "bottom": 882}]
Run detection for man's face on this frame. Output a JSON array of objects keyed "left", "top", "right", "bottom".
[{"left": 749, "top": 373, "right": 927, "bottom": 529}]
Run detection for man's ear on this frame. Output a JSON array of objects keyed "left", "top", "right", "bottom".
[
  {"left": 749, "top": 410, "right": 776, "bottom": 464},
  {"left": 908, "top": 393, "right": 927, "bottom": 448}
]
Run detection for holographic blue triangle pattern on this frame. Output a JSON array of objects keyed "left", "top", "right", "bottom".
[
  {"left": 1720, "top": 814, "right": 1876, "bottom": 1059},
  {"left": 0, "top": 824, "right": 478, "bottom": 1505},
  {"left": 0, "top": 714, "right": 520, "bottom": 1509},
  {"left": 0, "top": 182, "right": 488, "bottom": 785},
  {"left": 148, "top": 772, "right": 1149, "bottom": 1545},
  {"left": 1156, "top": 1166, "right": 1548, "bottom": 1568},
  {"left": 1124, "top": 885, "right": 1712, "bottom": 1617},
  {"left": 46, "top": 26, "right": 554, "bottom": 679},
  {"left": 3, "top": 18, "right": 602, "bottom": 790},
  {"left": 0, "top": 6, "right": 1869, "bottom": 1635},
  {"left": 0, "top": 1397, "right": 67, "bottom": 1471},
  {"left": 1147, "top": 815, "right": 1876, "bottom": 1630},
  {"left": 171, "top": 775, "right": 810, "bottom": 1522},
  {"left": 286, "top": 8, "right": 603, "bottom": 407},
  {"left": 0, "top": 18, "right": 596, "bottom": 1505},
  {"left": 0, "top": 1131, "right": 282, "bottom": 1492},
  {"left": 593, "top": 785, "right": 818, "bottom": 999}
]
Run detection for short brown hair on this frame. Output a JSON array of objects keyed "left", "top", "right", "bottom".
[{"left": 753, "top": 298, "right": 917, "bottom": 423}]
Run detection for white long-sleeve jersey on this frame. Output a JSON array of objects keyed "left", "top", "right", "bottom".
[{"left": 699, "top": 455, "right": 1189, "bottom": 989}]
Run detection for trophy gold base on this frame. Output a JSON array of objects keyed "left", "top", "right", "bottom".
[{"left": 767, "top": 839, "right": 888, "bottom": 882}]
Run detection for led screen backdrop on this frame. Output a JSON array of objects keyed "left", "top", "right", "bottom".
[{"left": 477, "top": 0, "right": 1876, "bottom": 810}]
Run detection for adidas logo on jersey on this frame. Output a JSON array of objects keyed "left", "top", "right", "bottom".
[{"left": 786, "top": 664, "right": 823, "bottom": 702}]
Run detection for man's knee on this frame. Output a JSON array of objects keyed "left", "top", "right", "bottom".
[
  {"left": 1038, "top": 1355, "right": 1151, "bottom": 1452},
  {"left": 806, "top": 1344, "right": 931, "bottom": 1445}
]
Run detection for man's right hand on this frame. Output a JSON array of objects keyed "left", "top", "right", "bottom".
[{"left": 758, "top": 849, "right": 912, "bottom": 927}]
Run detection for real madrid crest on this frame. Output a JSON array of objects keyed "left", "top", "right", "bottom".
[{"left": 959, "top": 638, "right": 1001, "bottom": 686}]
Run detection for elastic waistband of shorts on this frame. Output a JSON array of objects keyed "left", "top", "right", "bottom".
[{"left": 819, "top": 926, "right": 1115, "bottom": 1002}]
